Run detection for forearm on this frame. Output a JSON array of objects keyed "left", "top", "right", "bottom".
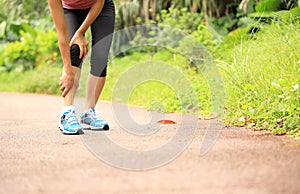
[
  {"left": 77, "top": 0, "right": 105, "bottom": 35},
  {"left": 48, "top": 0, "right": 72, "bottom": 72},
  {"left": 58, "top": 35, "right": 72, "bottom": 72}
]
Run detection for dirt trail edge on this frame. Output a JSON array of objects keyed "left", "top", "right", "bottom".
[{"left": 0, "top": 93, "right": 299, "bottom": 194}]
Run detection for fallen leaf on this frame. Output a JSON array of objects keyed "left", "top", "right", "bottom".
[{"left": 157, "top": 120, "right": 176, "bottom": 124}]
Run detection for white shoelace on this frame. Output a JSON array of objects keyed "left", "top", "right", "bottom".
[{"left": 65, "top": 111, "right": 79, "bottom": 125}]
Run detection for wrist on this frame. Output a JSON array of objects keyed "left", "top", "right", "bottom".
[
  {"left": 64, "top": 65, "right": 73, "bottom": 74},
  {"left": 76, "top": 29, "right": 86, "bottom": 36}
]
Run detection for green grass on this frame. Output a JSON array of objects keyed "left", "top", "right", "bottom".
[
  {"left": 0, "top": 64, "right": 61, "bottom": 95},
  {"left": 78, "top": 50, "right": 211, "bottom": 115},
  {"left": 0, "top": 71, "right": 25, "bottom": 92},
  {"left": 216, "top": 21, "right": 300, "bottom": 137}
]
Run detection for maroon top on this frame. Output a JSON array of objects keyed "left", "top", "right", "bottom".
[{"left": 62, "top": 0, "right": 95, "bottom": 9}]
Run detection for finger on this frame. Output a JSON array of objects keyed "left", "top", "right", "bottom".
[
  {"left": 86, "top": 42, "right": 89, "bottom": 56},
  {"left": 83, "top": 46, "right": 88, "bottom": 59},
  {"left": 61, "top": 87, "right": 70, "bottom": 97},
  {"left": 60, "top": 85, "right": 65, "bottom": 92}
]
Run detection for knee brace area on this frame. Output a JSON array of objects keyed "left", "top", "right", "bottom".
[{"left": 70, "top": 44, "right": 82, "bottom": 68}]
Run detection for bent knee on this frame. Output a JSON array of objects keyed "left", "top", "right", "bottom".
[{"left": 70, "top": 44, "right": 82, "bottom": 68}]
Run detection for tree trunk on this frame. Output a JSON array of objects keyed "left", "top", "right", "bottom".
[
  {"left": 202, "top": 0, "right": 209, "bottom": 26},
  {"left": 144, "top": 0, "right": 150, "bottom": 23}
]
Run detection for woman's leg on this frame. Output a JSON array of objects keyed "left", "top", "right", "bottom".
[
  {"left": 86, "top": 0, "right": 115, "bottom": 109},
  {"left": 63, "top": 9, "right": 87, "bottom": 106},
  {"left": 63, "top": 67, "right": 81, "bottom": 106},
  {"left": 85, "top": 75, "right": 105, "bottom": 108}
]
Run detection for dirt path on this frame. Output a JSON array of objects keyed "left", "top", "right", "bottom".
[{"left": 0, "top": 92, "right": 299, "bottom": 194}]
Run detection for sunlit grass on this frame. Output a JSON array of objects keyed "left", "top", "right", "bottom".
[{"left": 217, "top": 21, "right": 300, "bottom": 136}]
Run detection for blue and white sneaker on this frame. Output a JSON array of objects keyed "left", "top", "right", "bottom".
[
  {"left": 59, "top": 109, "right": 83, "bottom": 135},
  {"left": 80, "top": 108, "right": 109, "bottom": 130}
]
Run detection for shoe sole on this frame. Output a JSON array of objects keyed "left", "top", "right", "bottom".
[
  {"left": 81, "top": 123, "right": 109, "bottom": 131},
  {"left": 59, "top": 124, "right": 83, "bottom": 135}
]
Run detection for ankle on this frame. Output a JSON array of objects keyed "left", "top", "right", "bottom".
[{"left": 62, "top": 106, "right": 74, "bottom": 114}]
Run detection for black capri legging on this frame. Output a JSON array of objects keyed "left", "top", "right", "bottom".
[{"left": 64, "top": 0, "right": 115, "bottom": 77}]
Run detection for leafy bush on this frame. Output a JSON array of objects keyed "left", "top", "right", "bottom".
[
  {"left": 158, "top": 8, "right": 202, "bottom": 34},
  {"left": 130, "top": 8, "right": 203, "bottom": 52},
  {"left": 1, "top": 29, "right": 60, "bottom": 71},
  {"left": 255, "top": 0, "right": 281, "bottom": 12},
  {"left": 0, "top": 0, "right": 48, "bottom": 21},
  {"left": 130, "top": 8, "right": 215, "bottom": 74},
  {"left": 189, "top": 23, "right": 217, "bottom": 51},
  {"left": 209, "top": 14, "right": 238, "bottom": 36},
  {"left": 0, "top": 0, "right": 52, "bottom": 42}
]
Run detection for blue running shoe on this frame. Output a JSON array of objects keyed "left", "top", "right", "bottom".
[
  {"left": 59, "top": 109, "right": 83, "bottom": 135},
  {"left": 80, "top": 108, "right": 109, "bottom": 130}
]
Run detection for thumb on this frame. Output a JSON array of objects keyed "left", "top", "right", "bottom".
[
  {"left": 78, "top": 45, "right": 84, "bottom": 59},
  {"left": 69, "top": 36, "right": 75, "bottom": 47}
]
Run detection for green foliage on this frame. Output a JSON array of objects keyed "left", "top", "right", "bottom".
[
  {"left": 0, "top": 64, "right": 61, "bottom": 94},
  {"left": 0, "top": 70, "right": 25, "bottom": 92},
  {"left": 116, "top": 0, "right": 140, "bottom": 29},
  {"left": 255, "top": 0, "right": 281, "bottom": 12},
  {"left": 217, "top": 20, "right": 300, "bottom": 136},
  {"left": 0, "top": 21, "right": 35, "bottom": 42},
  {"left": 207, "top": 4, "right": 256, "bottom": 39},
  {"left": 101, "top": 50, "right": 211, "bottom": 115},
  {"left": 0, "top": 0, "right": 52, "bottom": 42},
  {"left": 215, "top": 27, "right": 251, "bottom": 57},
  {"left": 157, "top": 8, "right": 203, "bottom": 47},
  {"left": 276, "top": 7, "right": 300, "bottom": 22},
  {"left": 209, "top": 14, "right": 238, "bottom": 36},
  {"left": 0, "top": 19, "right": 54, "bottom": 42},
  {"left": 0, "top": 0, "right": 48, "bottom": 21},
  {"left": 1, "top": 29, "right": 60, "bottom": 71},
  {"left": 130, "top": 8, "right": 203, "bottom": 52},
  {"left": 114, "top": 7, "right": 203, "bottom": 55},
  {"left": 19, "top": 65, "right": 61, "bottom": 94},
  {"left": 158, "top": 8, "right": 202, "bottom": 34}
]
